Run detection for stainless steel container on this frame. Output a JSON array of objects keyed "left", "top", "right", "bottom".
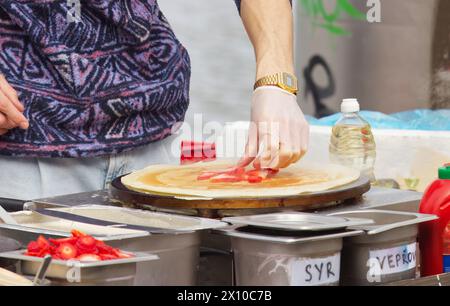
[
  {"left": 0, "top": 250, "right": 158, "bottom": 286},
  {"left": 0, "top": 206, "right": 226, "bottom": 285},
  {"left": 328, "top": 210, "right": 437, "bottom": 286},
  {"left": 215, "top": 226, "right": 362, "bottom": 286}
]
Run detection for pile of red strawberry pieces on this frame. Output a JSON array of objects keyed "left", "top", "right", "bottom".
[
  {"left": 25, "top": 230, "right": 133, "bottom": 262},
  {"left": 197, "top": 167, "right": 279, "bottom": 184}
]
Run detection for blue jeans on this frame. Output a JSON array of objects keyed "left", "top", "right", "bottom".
[{"left": 0, "top": 136, "right": 178, "bottom": 200}]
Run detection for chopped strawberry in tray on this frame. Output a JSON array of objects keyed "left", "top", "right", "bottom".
[
  {"left": 57, "top": 243, "right": 77, "bottom": 260},
  {"left": 77, "top": 254, "right": 101, "bottom": 262},
  {"left": 25, "top": 230, "right": 134, "bottom": 261}
]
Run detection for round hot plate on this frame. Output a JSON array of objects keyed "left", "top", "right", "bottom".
[{"left": 109, "top": 175, "right": 371, "bottom": 218}]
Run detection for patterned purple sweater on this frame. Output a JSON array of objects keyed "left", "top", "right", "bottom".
[{"left": 0, "top": 1, "right": 191, "bottom": 158}]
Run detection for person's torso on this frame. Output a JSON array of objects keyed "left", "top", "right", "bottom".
[{"left": 0, "top": 0, "right": 191, "bottom": 158}]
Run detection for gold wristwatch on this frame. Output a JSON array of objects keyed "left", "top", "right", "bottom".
[{"left": 254, "top": 72, "right": 299, "bottom": 95}]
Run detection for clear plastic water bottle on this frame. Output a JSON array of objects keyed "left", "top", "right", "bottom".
[{"left": 329, "top": 98, "right": 376, "bottom": 181}]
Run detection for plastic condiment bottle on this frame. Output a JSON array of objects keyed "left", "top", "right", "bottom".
[
  {"left": 329, "top": 98, "right": 376, "bottom": 181},
  {"left": 419, "top": 164, "right": 450, "bottom": 276}
]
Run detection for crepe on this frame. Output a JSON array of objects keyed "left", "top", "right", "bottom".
[{"left": 121, "top": 160, "right": 360, "bottom": 199}]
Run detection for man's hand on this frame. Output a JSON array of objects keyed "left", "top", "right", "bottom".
[
  {"left": 0, "top": 74, "right": 28, "bottom": 135},
  {"left": 237, "top": 0, "right": 308, "bottom": 169},
  {"left": 238, "top": 86, "right": 309, "bottom": 169}
]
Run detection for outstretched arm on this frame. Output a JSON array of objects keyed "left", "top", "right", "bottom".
[{"left": 237, "top": 0, "right": 309, "bottom": 169}]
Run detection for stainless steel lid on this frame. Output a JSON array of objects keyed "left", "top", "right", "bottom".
[
  {"left": 214, "top": 225, "right": 364, "bottom": 244},
  {"left": 327, "top": 210, "right": 438, "bottom": 235},
  {"left": 42, "top": 205, "right": 228, "bottom": 232},
  {"left": 222, "top": 212, "right": 373, "bottom": 232}
]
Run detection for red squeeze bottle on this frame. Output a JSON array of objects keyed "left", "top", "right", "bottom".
[{"left": 419, "top": 164, "right": 450, "bottom": 276}]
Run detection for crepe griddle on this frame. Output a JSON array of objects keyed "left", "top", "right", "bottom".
[{"left": 109, "top": 174, "right": 370, "bottom": 218}]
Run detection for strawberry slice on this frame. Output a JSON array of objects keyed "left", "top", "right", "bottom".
[
  {"left": 266, "top": 169, "right": 279, "bottom": 177},
  {"left": 210, "top": 173, "right": 244, "bottom": 183},
  {"left": 27, "top": 241, "right": 41, "bottom": 253},
  {"left": 116, "top": 251, "right": 133, "bottom": 259},
  {"left": 71, "top": 229, "right": 88, "bottom": 238},
  {"left": 246, "top": 169, "right": 279, "bottom": 179},
  {"left": 247, "top": 175, "right": 263, "bottom": 183},
  {"left": 197, "top": 171, "right": 222, "bottom": 180},
  {"left": 49, "top": 237, "right": 78, "bottom": 246},
  {"left": 57, "top": 243, "right": 77, "bottom": 260},
  {"left": 77, "top": 236, "right": 97, "bottom": 249},
  {"left": 77, "top": 254, "right": 101, "bottom": 262},
  {"left": 112, "top": 249, "right": 134, "bottom": 259},
  {"left": 37, "top": 235, "right": 50, "bottom": 249},
  {"left": 198, "top": 167, "right": 245, "bottom": 181},
  {"left": 99, "top": 253, "right": 118, "bottom": 261}
]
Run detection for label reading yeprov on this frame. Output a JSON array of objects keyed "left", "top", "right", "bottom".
[
  {"left": 290, "top": 253, "right": 340, "bottom": 286},
  {"left": 369, "top": 243, "right": 417, "bottom": 276}
]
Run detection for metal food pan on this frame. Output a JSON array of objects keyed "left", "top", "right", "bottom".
[
  {"left": 222, "top": 212, "right": 373, "bottom": 232},
  {"left": 46, "top": 205, "right": 226, "bottom": 231},
  {"left": 215, "top": 226, "right": 363, "bottom": 286},
  {"left": 326, "top": 210, "right": 438, "bottom": 286},
  {"left": 0, "top": 250, "right": 158, "bottom": 286},
  {"left": 0, "top": 210, "right": 212, "bottom": 285}
]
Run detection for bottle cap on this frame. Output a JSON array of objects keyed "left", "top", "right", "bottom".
[
  {"left": 341, "top": 98, "right": 360, "bottom": 113},
  {"left": 439, "top": 164, "right": 450, "bottom": 180}
]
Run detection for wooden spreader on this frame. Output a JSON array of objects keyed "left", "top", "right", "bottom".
[{"left": 109, "top": 175, "right": 371, "bottom": 218}]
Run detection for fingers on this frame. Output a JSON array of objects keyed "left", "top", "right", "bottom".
[
  {"left": 288, "top": 122, "right": 302, "bottom": 165},
  {"left": 0, "top": 128, "right": 8, "bottom": 135},
  {"left": 237, "top": 122, "right": 258, "bottom": 168},
  {"left": 0, "top": 75, "right": 24, "bottom": 112},
  {"left": 252, "top": 120, "right": 309, "bottom": 169},
  {"left": 277, "top": 123, "right": 294, "bottom": 169},
  {"left": 254, "top": 122, "right": 280, "bottom": 169},
  {"left": 0, "top": 90, "right": 28, "bottom": 129},
  {"left": 0, "top": 113, "right": 17, "bottom": 129},
  {"left": 301, "top": 121, "right": 310, "bottom": 158}
]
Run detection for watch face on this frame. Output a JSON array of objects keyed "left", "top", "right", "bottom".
[
  {"left": 282, "top": 73, "right": 297, "bottom": 90},
  {"left": 286, "top": 75, "right": 293, "bottom": 87}
]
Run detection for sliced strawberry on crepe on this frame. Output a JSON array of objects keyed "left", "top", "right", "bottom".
[
  {"left": 197, "top": 171, "right": 223, "bottom": 180},
  {"left": 197, "top": 167, "right": 245, "bottom": 181},
  {"left": 247, "top": 175, "right": 263, "bottom": 183},
  {"left": 243, "top": 169, "right": 276, "bottom": 182},
  {"left": 210, "top": 173, "right": 245, "bottom": 183}
]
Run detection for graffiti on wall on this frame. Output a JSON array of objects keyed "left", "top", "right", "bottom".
[
  {"left": 298, "top": 0, "right": 382, "bottom": 116},
  {"left": 299, "top": 0, "right": 381, "bottom": 36}
]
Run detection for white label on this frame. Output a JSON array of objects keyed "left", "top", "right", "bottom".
[
  {"left": 289, "top": 253, "right": 340, "bottom": 286},
  {"left": 368, "top": 243, "right": 417, "bottom": 277}
]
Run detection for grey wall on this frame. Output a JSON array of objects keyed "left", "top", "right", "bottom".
[
  {"left": 296, "top": 0, "right": 442, "bottom": 116},
  {"left": 158, "top": 0, "right": 254, "bottom": 124}
]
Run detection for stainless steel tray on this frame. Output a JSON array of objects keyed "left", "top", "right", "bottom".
[
  {"left": 47, "top": 205, "right": 227, "bottom": 232},
  {"left": 0, "top": 250, "right": 158, "bottom": 285},
  {"left": 222, "top": 212, "right": 373, "bottom": 232}
]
